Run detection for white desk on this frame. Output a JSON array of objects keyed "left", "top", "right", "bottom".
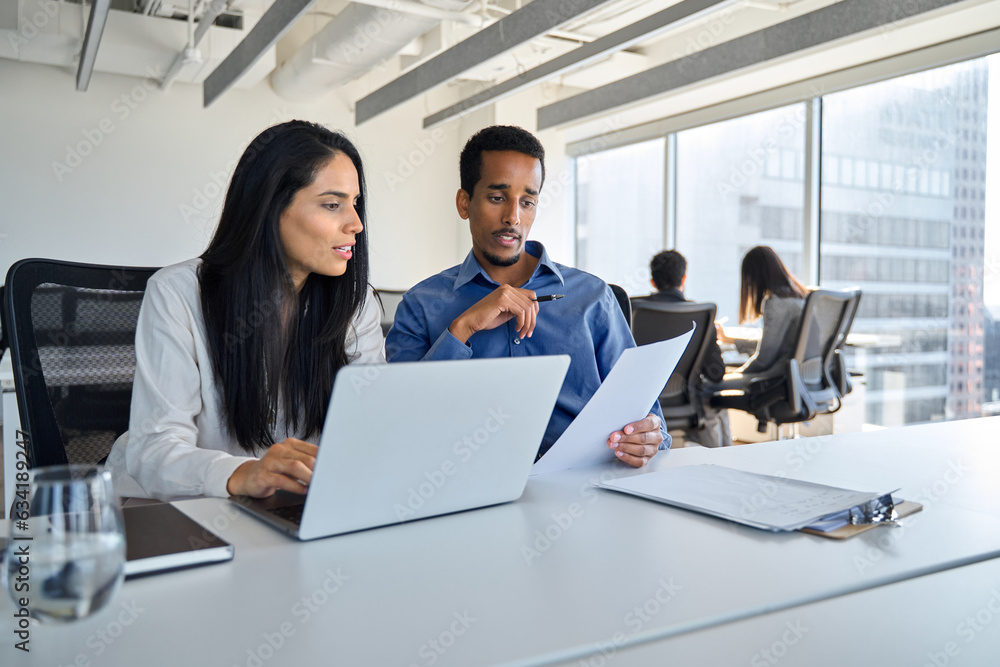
[
  {"left": 2, "top": 418, "right": 999, "bottom": 665},
  {"left": 721, "top": 326, "right": 898, "bottom": 348},
  {"left": 550, "top": 555, "right": 1000, "bottom": 665}
]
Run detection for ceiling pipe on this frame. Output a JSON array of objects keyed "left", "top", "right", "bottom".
[
  {"left": 161, "top": 0, "right": 231, "bottom": 90},
  {"left": 352, "top": 0, "right": 483, "bottom": 27},
  {"left": 77, "top": 0, "right": 112, "bottom": 91},
  {"left": 270, "top": 3, "right": 439, "bottom": 102}
]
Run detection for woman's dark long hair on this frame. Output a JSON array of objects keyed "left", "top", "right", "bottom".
[
  {"left": 739, "top": 246, "right": 807, "bottom": 323},
  {"left": 199, "top": 120, "right": 370, "bottom": 454}
]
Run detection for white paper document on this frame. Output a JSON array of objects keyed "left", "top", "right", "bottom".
[
  {"left": 595, "top": 464, "right": 886, "bottom": 532},
  {"left": 531, "top": 328, "right": 694, "bottom": 476}
]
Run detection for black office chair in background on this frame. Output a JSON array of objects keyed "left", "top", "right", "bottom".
[
  {"left": 631, "top": 300, "right": 718, "bottom": 435},
  {"left": 3, "top": 259, "right": 158, "bottom": 468},
  {"left": 609, "top": 284, "right": 631, "bottom": 328},
  {"left": 0, "top": 285, "right": 7, "bottom": 355},
  {"left": 710, "top": 289, "right": 861, "bottom": 436},
  {"left": 373, "top": 288, "right": 407, "bottom": 338}
]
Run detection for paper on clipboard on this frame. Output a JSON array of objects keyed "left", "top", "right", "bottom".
[
  {"left": 595, "top": 465, "right": 890, "bottom": 532},
  {"left": 531, "top": 327, "right": 694, "bottom": 476}
]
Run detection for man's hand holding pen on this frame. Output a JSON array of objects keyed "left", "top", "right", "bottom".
[
  {"left": 448, "top": 285, "right": 539, "bottom": 344},
  {"left": 448, "top": 287, "right": 564, "bottom": 344}
]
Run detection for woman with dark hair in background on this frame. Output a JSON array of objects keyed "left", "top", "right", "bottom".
[
  {"left": 108, "top": 120, "right": 384, "bottom": 500},
  {"left": 716, "top": 245, "right": 809, "bottom": 378}
]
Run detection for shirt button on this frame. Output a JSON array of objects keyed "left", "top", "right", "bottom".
[{"left": 514, "top": 338, "right": 521, "bottom": 345}]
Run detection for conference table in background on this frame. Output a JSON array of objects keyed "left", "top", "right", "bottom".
[{"left": 3, "top": 418, "right": 1000, "bottom": 666}]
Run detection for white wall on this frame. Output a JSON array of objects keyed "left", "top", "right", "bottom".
[{"left": 0, "top": 58, "right": 481, "bottom": 290}]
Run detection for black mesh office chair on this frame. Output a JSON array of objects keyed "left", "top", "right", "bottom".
[
  {"left": 710, "top": 289, "right": 860, "bottom": 434},
  {"left": 631, "top": 300, "right": 718, "bottom": 432},
  {"left": 3, "top": 259, "right": 158, "bottom": 468},
  {"left": 609, "top": 284, "right": 631, "bottom": 328}
]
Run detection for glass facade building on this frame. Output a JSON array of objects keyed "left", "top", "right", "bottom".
[{"left": 575, "top": 54, "right": 997, "bottom": 429}]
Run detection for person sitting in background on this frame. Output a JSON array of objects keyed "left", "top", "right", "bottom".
[
  {"left": 715, "top": 245, "right": 808, "bottom": 381},
  {"left": 635, "top": 250, "right": 731, "bottom": 447},
  {"left": 107, "top": 121, "right": 385, "bottom": 500}
]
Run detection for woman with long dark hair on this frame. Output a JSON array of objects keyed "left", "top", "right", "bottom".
[
  {"left": 108, "top": 121, "right": 383, "bottom": 499},
  {"left": 718, "top": 245, "right": 808, "bottom": 376}
]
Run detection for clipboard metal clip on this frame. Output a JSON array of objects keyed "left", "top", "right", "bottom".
[{"left": 848, "top": 493, "right": 900, "bottom": 528}]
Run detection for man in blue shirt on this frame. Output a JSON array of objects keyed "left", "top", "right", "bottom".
[{"left": 386, "top": 125, "right": 669, "bottom": 466}]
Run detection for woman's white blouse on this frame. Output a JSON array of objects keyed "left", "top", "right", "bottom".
[{"left": 106, "top": 259, "right": 385, "bottom": 499}]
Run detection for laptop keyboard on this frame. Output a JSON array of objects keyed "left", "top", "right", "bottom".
[{"left": 267, "top": 503, "right": 305, "bottom": 525}]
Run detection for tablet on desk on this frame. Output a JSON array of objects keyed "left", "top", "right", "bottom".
[
  {"left": 1, "top": 503, "right": 233, "bottom": 578},
  {"left": 122, "top": 502, "right": 233, "bottom": 577}
]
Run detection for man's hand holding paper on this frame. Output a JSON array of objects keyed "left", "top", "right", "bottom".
[{"left": 608, "top": 413, "right": 664, "bottom": 468}]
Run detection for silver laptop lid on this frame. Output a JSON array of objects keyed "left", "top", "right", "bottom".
[{"left": 298, "top": 355, "right": 570, "bottom": 540}]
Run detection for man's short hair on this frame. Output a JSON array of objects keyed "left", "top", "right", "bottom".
[
  {"left": 650, "top": 250, "right": 686, "bottom": 291},
  {"left": 460, "top": 125, "right": 545, "bottom": 195}
]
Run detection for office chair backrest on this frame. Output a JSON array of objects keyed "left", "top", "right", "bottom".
[
  {"left": 0, "top": 285, "right": 6, "bottom": 353},
  {"left": 3, "top": 259, "right": 159, "bottom": 468},
  {"left": 789, "top": 289, "right": 859, "bottom": 407},
  {"left": 608, "top": 284, "right": 631, "bottom": 328},
  {"left": 830, "top": 290, "right": 862, "bottom": 396},
  {"left": 373, "top": 288, "right": 406, "bottom": 337},
  {"left": 631, "top": 300, "right": 717, "bottom": 429}
]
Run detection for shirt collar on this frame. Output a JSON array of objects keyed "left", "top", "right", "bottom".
[{"left": 453, "top": 240, "right": 565, "bottom": 289}]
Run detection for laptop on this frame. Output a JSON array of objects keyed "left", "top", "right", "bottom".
[{"left": 233, "top": 355, "right": 570, "bottom": 540}]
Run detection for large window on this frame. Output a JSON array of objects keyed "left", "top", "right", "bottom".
[
  {"left": 573, "top": 53, "right": 999, "bottom": 429},
  {"left": 820, "top": 61, "right": 992, "bottom": 425},
  {"left": 575, "top": 138, "right": 665, "bottom": 294},
  {"left": 675, "top": 104, "right": 806, "bottom": 323}
]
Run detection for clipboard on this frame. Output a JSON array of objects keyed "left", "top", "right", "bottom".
[
  {"left": 595, "top": 465, "right": 919, "bottom": 535},
  {"left": 800, "top": 500, "right": 923, "bottom": 539}
]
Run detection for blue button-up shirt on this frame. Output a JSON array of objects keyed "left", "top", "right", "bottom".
[{"left": 386, "top": 241, "right": 669, "bottom": 456}]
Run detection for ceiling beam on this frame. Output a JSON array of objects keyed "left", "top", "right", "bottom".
[
  {"left": 76, "top": 0, "right": 112, "bottom": 91},
  {"left": 423, "top": 0, "right": 737, "bottom": 129},
  {"left": 203, "top": 0, "right": 316, "bottom": 107},
  {"left": 355, "top": 0, "right": 617, "bottom": 125},
  {"left": 537, "top": 0, "right": 969, "bottom": 130}
]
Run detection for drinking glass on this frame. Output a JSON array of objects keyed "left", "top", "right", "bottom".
[{"left": 3, "top": 465, "right": 126, "bottom": 622}]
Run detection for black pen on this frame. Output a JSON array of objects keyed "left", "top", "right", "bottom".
[{"left": 533, "top": 294, "right": 565, "bottom": 302}]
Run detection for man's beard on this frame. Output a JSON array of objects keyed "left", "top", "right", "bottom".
[{"left": 482, "top": 249, "right": 521, "bottom": 267}]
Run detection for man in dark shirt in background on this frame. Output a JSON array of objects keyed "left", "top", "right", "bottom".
[{"left": 636, "top": 250, "right": 732, "bottom": 447}]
